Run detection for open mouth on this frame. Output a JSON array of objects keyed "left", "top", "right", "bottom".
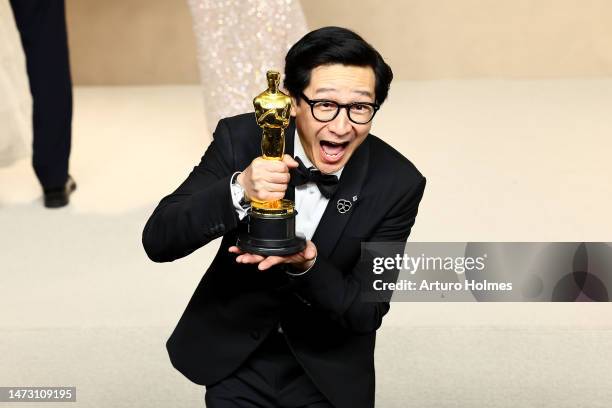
[{"left": 319, "top": 140, "right": 350, "bottom": 164}]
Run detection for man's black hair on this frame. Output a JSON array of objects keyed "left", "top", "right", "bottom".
[{"left": 284, "top": 26, "right": 393, "bottom": 104}]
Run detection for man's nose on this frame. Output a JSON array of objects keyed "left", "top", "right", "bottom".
[{"left": 328, "top": 108, "right": 352, "bottom": 135}]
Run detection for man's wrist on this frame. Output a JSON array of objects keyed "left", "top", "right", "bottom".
[
  {"left": 285, "top": 255, "right": 317, "bottom": 277},
  {"left": 235, "top": 173, "right": 250, "bottom": 202}
]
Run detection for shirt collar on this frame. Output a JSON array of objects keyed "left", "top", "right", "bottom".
[{"left": 294, "top": 129, "right": 344, "bottom": 179}]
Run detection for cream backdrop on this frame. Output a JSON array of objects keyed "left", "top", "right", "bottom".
[{"left": 66, "top": 0, "right": 612, "bottom": 84}]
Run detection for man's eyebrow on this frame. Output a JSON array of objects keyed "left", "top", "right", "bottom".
[
  {"left": 314, "top": 87, "right": 337, "bottom": 94},
  {"left": 353, "top": 90, "right": 373, "bottom": 98},
  {"left": 314, "top": 88, "right": 374, "bottom": 98}
]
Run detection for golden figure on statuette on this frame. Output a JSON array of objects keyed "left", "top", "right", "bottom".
[
  {"left": 251, "top": 70, "right": 294, "bottom": 214},
  {"left": 236, "top": 70, "right": 306, "bottom": 256}
]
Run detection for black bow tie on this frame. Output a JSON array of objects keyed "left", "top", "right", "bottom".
[{"left": 289, "top": 156, "right": 339, "bottom": 199}]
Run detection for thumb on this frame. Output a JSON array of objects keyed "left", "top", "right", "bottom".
[{"left": 283, "top": 154, "right": 299, "bottom": 169}]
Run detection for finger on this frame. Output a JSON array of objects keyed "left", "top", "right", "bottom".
[
  {"left": 257, "top": 193, "right": 285, "bottom": 202},
  {"left": 236, "top": 253, "right": 265, "bottom": 264},
  {"left": 252, "top": 158, "right": 287, "bottom": 176},
  {"left": 228, "top": 246, "right": 244, "bottom": 254},
  {"left": 249, "top": 181, "right": 285, "bottom": 200},
  {"left": 262, "top": 181, "right": 288, "bottom": 192},
  {"left": 266, "top": 172, "right": 291, "bottom": 184},
  {"left": 236, "top": 253, "right": 261, "bottom": 263},
  {"left": 266, "top": 159, "right": 289, "bottom": 173},
  {"left": 283, "top": 154, "right": 299, "bottom": 168},
  {"left": 258, "top": 256, "right": 285, "bottom": 270}
]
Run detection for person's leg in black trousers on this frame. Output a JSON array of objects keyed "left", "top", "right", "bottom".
[
  {"left": 9, "top": 0, "right": 76, "bottom": 208},
  {"left": 205, "top": 331, "right": 334, "bottom": 408}
]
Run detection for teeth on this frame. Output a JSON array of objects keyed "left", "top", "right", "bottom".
[{"left": 321, "top": 140, "right": 346, "bottom": 160}]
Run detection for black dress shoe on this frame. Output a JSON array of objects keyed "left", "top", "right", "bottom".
[{"left": 43, "top": 176, "right": 77, "bottom": 208}]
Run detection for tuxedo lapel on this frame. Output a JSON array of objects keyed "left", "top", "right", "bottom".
[{"left": 312, "top": 137, "right": 370, "bottom": 259}]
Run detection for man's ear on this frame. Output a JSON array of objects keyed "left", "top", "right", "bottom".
[{"left": 290, "top": 96, "right": 298, "bottom": 117}]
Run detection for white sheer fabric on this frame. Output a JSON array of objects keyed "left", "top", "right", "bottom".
[
  {"left": 186, "top": 0, "right": 307, "bottom": 134},
  {"left": 0, "top": 0, "right": 31, "bottom": 168}
]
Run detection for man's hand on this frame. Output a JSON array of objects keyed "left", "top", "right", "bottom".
[
  {"left": 237, "top": 154, "right": 298, "bottom": 202},
  {"left": 229, "top": 240, "right": 318, "bottom": 272}
]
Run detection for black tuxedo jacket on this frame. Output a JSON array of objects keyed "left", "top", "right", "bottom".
[{"left": 142, "top": 113, "right": 426, "bottom": 408}]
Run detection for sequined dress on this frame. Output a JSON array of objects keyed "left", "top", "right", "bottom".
[
  {"left": 186, "top": 0, "right": 308, "bottom": 134},
  {"left": 0, "top": 0, "right": 32, "bottom": 167}
]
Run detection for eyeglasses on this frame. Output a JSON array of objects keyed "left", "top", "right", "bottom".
[{"left": 300, "top": 93, "right": 380, "bottom": 125}]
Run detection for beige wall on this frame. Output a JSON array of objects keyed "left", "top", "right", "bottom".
[
  {"left": 66, "top": 0, "right": 199, "bottom": 85},
  {"left": 303, "top": 0, "right": 612, "bottom": 79},
  {"left": 66, "top": 0, "right": 612, "bottom": 85}
]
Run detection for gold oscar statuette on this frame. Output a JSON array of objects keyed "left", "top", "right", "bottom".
[{"left": 236, "top": 70, "right": 306, "bottom": 256}]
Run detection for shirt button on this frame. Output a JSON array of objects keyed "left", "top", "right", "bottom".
[{"left": 250, "top": 330, "right": 260, "bottom": 340}]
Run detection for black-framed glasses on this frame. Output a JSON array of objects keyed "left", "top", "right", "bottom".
[{"left": 300, "top": 93, "right": 380, "bottom": 124}]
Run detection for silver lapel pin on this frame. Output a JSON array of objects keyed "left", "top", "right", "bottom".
[{"left": 337, "top": 198, "right": 352, "bottom": 214}]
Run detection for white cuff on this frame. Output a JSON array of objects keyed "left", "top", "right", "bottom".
[{"left": 230, "top": 171, "right": 250, "bottom": 220}]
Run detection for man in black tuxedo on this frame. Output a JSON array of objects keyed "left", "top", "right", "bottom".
[{"left": 143, "top": 27, "right": 426, "bottom": 408}]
